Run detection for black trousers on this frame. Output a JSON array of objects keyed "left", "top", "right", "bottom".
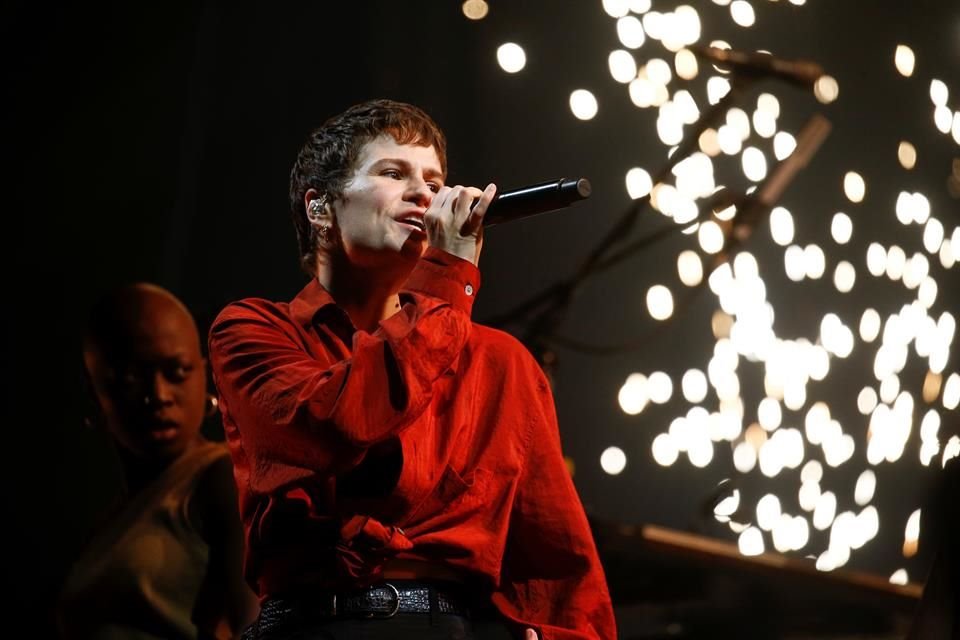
[
  {"left": 243, "top": 593, "right": 517, "bottom": 640},
  {"left": 243, "top": 612, "right": 516, "bottom": 639}
]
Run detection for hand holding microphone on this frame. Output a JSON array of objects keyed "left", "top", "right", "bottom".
[{"left": 476, "top": 177, "right": 593, "bottom": 227}]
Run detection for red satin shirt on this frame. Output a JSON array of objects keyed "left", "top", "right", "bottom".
[{"left": 208, "top": 248, "right": 616, "bottom": 640}]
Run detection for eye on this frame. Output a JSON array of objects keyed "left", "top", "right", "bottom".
[
  {"left": 165, "top": 362, "right": 194, "bottom": 382},
  {"left": 382, "top": 169, "right": 402, "bottom": 180},
  {"left": 427, "top": 182, "right": 441, "bottom": 193}
]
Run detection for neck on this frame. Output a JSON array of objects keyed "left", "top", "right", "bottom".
[
  {"left": 316, "top": 254, "right": 414, "bottom": 333},
  {"left": 116, "top": 436, "right": 205, "bottom": 495}
]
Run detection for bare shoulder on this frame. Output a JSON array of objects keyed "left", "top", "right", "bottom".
[{"left": 188, "top": 447, "right": 241, "bottom": 542}]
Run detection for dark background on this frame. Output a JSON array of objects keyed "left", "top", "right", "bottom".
[{"left": 8, "top": 0, "right": 959, "bottom": 635}]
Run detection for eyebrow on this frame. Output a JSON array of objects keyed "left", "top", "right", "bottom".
[{"left": 372, "top": 158, "right": 444, "bottom": 182}]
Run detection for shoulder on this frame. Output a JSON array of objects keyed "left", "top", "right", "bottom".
[
  {"left": 187, "top": 445, "right": 240, "bottom": 541},
  {"left": 212, "top": 297, "right": 292, "bottom": 327}
]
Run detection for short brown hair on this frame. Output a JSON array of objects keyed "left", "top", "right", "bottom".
[{"left": 289, "top": 99, "right": 448, "bottom": 274}]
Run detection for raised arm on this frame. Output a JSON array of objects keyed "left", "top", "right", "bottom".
[{"left": 208, "top": 249, "right": 480, "bottom": 481}]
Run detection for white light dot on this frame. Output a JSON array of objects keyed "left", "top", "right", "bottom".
[
  {"left": 753, "top": 109, "right": 777, "bottom": 139},
  {"left": 569, "top": 89, "right": 599, "bottom": 120},
  {"left": 918, "top": 277, "right": 938, "bottom": 308},
  {"left": 804, "top": 244, "right": 826, "bottom": 279},
  {"left": 844, "top": 172, "right": 866, "bottom": 203},
  {"left": 707, "top": 76, "right": 732, "bottom": 105},
  {"left": 860, "top": 308, "right": 881, "bottom": 342},
  {"left": 625, "top": 167, "right": 653, "bottom": 199},
  {"left": 890, "top": 569, "right": 910, "bottom": 585},
  {"left": 944, "top": 373, "right": 960, "bottom": 410},
  {"left": 756, "top": 494, "right": 782, "bottom": 531},
  {"left": 944, "top": 436, "right": 960, "bottom": 467},
  {"left": 698, "top": 220, "right": 725, "bottom": 254},
  {"left": 741, "top": 146, "right": 768, "bottom": 182},
  {"left": 923, "top": 218, "right": 945, "bottom": 254},
  {"left": 717, "top": 124, "right": 743, "bottom": 155},
  {"left": 496, "top": 43, "right": 527, "bottom": 73},
  {"left": 855, "top": 470, "right": 877, "bottom": 506},
  {"left": 675, "top": 48, "right": 699, "bottom": 80},
  {"left": 608, "top": 50, "right": 638, "bottom": 83},
  {"left": 857, "top": 387, "right": 878, "bottom": 414},
  {"left": 784, "top": 245, "right": 806, "bottom": 282},
  {"left": 462, "top": 0, "right": 490, "bottom": 20},
  {"left": 677, "top": 250, "right": 704, "bottom": 286},
  {"left": 833, "top": 261, "right": 856, "bottom": 293},
  {"left": 618, "top": 373, "right": 649, "bottom": 415},
  {"left": 602, "top": 0, "right": 631, "bottom": 17},
  {"left": 682, "top": 369, "right": 708, "bottom": 403},
  {"left": 773, "top": 131, "right": 797, "bottom": 160},
  {"left": 617, "top": 15, "right": 646, "bottom": 49},
  {"left": 651, "top": 433, "right": 679, "bottom": 466},
  {"left": 758, "top": 397, "right": 782, "bottom": 431},
  {"left": 646, "top": 285, "right": 675, "bottom": 320},
  {"left": 898, "top": 141, "right": 917, "bottom": 169},
  {"left": 934, "top": 105, "right": 952, "bottom": 133},
  {"left": 831, "top": 212, "right": 853, "bottom": 244},
  {"left": 646, "top": 58, "right": 673, "bottom": 85},
  {"left": 733, "top": 441, "right": 757, "bottom": 472},
  {"left": 813, "top": 491, "right": 837, "bottom": 530},
  {"left": 814, "top": 75, "right": 839, "bottom": 104},
  {"left": 738, "top": 526, "right": 765, "bottom": 556},
  {"left": 600, "top": 446, "right": 627, "bottom": 475},
  {"left": 801, "top": 460, "right": 823, "bottom": 484},
  {"left": 930, "top": 79, "right": 949, "bottom": 106},
  {"left": 730, "top": 1, "right": 756, "bottom": 27},
  {"left": 886, "top": 245, "right": 906, "bottom": 280},
  {"left": 865, "top": 243, "right": 886, "bottom": 277},
  {"left": 769, "top": 206, "right": 794, "bottom": 246},
  {"left": 895, "top": 45, "right": 915, "bottom": 77},
  {"left": 648, "top": 371, "right": 674, "bottom": 404}
]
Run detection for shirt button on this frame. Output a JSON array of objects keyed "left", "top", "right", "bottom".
[{"left": 465, "top": 284, "right": 474, "bottom": 296}]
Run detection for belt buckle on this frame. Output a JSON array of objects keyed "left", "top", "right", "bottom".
[{"left": 369, "top": 582, "right": 401, "bottom": 619}]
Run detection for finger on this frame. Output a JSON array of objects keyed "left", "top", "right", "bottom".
[
  {"left": 429, "top": 185, "right": 454, "bottom": 214},
  {"left": 425, "top": 186, "right": 457, "bottom": 230},
  {"left": 459, "top": 183, "right": 497, "bottom": 236},
  {"left": 451, "top": 186, "right": 483, "bottom": 226},
  {"left": 525, "top": 629, "right": 538, "bottom": 640}
]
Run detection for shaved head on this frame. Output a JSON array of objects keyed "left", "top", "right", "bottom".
[
  {"left": 83, "top": 283, "right": 207, "bottom": 462},
  {"left": 83, "top": 283, "right": 200, "bottom": 359}
]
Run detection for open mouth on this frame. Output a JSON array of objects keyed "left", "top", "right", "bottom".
[
  {"left": 146, "top": 420, "right": 180, "bottom": 442},
  {"left": 148, "top": 426, "right": 179, "bottom": 442},
  {"left": 396, "top": 215, "right": 426, "bottom": 233}
]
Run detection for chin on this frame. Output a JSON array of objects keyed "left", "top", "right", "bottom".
[{"left": 398, "top": 236, "right": 427, "bottom": 259}]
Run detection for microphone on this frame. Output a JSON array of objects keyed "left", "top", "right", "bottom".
[
  {"left": 482, "top": 178, "right": 592, "bottom": 227},
  {"left": 688, "top": 45, "right": 824, "bottom": 89}
]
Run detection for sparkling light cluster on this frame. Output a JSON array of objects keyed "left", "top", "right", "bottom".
[
  {"left": 474, "top": 0, "right": 958, "bottom": 580},
  {"left": 595, "top": 3, "right": 959, "bottom": 577}
]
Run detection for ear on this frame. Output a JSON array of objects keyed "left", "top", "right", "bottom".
[
  {"left": 304, "top": 188, "right": 333, "bottom": 227},
  {"left": 80, "top": 357, "right": 105, "bottom": 430}
]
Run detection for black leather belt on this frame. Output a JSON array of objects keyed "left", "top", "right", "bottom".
[
  {"left": 253, "top": 581, "right": 472, "bottom": 634},
  {"left": 334, "top": 582, "right": 469, "bottom": 617}
]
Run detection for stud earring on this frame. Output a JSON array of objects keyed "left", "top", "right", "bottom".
[
  {"left": 317, "top": 225, "right": 332, "bottom": 244},
  {"left": 308, "top": 195, "right": 328, "bottom": 220},
  {"left": 205, "top": 393, "right": 219, "bottom": 418}
]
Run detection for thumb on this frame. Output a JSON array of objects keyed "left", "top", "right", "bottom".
[{"left": 525, "top": 629, "right": 539, "bottom": 640}]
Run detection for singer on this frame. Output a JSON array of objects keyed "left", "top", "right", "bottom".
[{"left": 208, "top": 99, "right": 616, "bottom": 639}]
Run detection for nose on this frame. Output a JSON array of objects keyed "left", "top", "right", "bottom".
[
  {"left": 405, "top": 176, "right": 434, "bottom": 208},
  {"left": 145, "top": 371, "right": 175, "bottom": 408}
]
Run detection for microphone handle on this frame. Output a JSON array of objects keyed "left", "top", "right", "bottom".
[{"left": 483, "top": 178, "right": 592, "bottom": 227}]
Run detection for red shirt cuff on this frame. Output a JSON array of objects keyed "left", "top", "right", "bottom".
[{"left": 403, "top": 248, "right": 481, "bottom": 315}]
